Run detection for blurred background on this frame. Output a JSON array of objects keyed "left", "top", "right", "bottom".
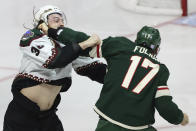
[{"left": 0, "top": 0, "right": 196, "bottom": 130}]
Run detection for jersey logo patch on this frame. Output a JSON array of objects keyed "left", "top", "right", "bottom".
[{"left": 21, "top": 30, "right": 34, "bottom": 41}]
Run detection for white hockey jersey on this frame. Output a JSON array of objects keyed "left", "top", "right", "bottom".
[{"left": 16, "top": 29, "right": 102, "bottom": 84}]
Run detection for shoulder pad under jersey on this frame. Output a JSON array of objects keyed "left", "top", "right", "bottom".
[{"left": 20, "top": 28, "right": 44, "bottom": 47}]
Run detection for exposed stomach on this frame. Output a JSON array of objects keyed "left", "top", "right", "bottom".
[{"left": 20, "top": 83, "right": 62, "bottom": 111}]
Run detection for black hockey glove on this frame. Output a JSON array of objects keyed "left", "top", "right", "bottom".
[{"left": 48, "top": 27, "right": 64, "bottom": 40}]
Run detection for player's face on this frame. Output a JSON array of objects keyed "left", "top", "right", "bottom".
[{"left": 47, "top": 13, "right": 64, "bottom": 29}]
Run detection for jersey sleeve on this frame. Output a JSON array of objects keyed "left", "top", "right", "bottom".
[
  {"left": 57, "top": 27, "right": 90, "bottom": 44},
  {"left": 155, "top": 64, "right": 170, "bottom": 98},
  {"left": 72, "top": 56, "right": 107, "bottom": 83},
  {"left": 55, "top": 27, "right": 93, "bottom": 56},
  {"left": 154, "top": 64, "right": 184, "bottom": 125},
  {"left": 89, "top": 43, "right": 103, "bottom": 58}
]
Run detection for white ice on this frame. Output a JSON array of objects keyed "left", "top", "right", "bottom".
[{"left": 0, "top": 0, "right": 196, "bottom": 131}]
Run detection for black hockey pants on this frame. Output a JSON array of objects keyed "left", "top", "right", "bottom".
[{"left": 3, "top": 89, "right": 64, "bottom": 131}]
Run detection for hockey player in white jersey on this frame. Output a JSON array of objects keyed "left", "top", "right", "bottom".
[{"left": 3, "top": 5, "right": 106, "bottom": 131}]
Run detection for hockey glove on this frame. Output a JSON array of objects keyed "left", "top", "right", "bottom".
[{"left": 48, "top": 27, "right": 64, "bottom": 40}]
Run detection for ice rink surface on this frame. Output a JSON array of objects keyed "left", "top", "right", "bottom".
[{"left": 0, "top": 0, "right": 196, "bottom": 130}]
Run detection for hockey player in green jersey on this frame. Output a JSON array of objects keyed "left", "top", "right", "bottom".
[{"left": 91, "top": 26, "right": 189, "bottom": 131}]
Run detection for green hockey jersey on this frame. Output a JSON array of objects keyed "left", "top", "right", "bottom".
[{"left": 94, "top": 36, "right": 183, "bottom": 129}]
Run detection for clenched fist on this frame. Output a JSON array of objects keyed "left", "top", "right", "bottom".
[
  {"left": 181, "top": 113, "right": 189, "bottom": 126},
  {"left": 38, "top": 22, "right": 49, "bottom": 35},
  {"left": 79, "top": 34, "right": 101, "bottom": 50}
]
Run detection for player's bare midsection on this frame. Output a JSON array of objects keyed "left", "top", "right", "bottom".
[{"left": 20, "top": 83, "right": 62, "bottom": 111}]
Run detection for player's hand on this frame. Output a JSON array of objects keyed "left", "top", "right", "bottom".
[
  {"left": 181, "top": 113, "right": 189, "bottom": 126},
  {"left": 79, "top": 34, "right": 101, "bottom": 50},
  {"left": 85, "top": 34, "right": 101, "bottom": 47},
  {"left": 38, "top": 22, "right": 48, "bottom": 35},
  {"left": 90, "top": 34, "right": 102, "bottom": 46}
]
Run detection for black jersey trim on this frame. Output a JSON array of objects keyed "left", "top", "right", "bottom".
[{"left": 42, "top": 48, "right": 58, "bottom": 68}]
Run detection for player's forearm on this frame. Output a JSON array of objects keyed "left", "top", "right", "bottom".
[
  {"left": 48, "top": 27, "right": 90, "bottom": 44},
  {"left": 155, "top": 96, "right": 184, "bottom": 125},
  {"left": 47, "top": 43, "right": 81, "bottom": 69}
]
